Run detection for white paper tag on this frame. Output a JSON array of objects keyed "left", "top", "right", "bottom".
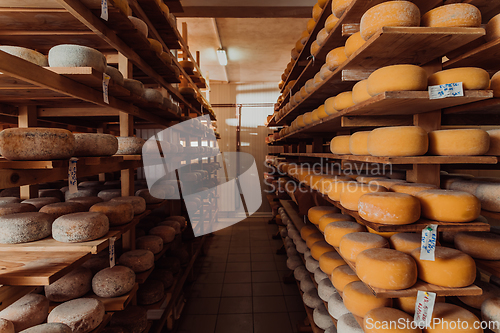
[
  {"left": 420, "top": 224, "right": 438, "bottom": 261},
  {"left": 428, "top": 82, "right": 464, "bottom": 100},
  {"left": 109, "top": 237, "right": 116, "bottom": 267},
  {"left": 103, "top": 73, "right": 110, "bottom": 104},
  {"left": 414, "top": 291, "right": 436, "bottom": 328},
  {"left": 101, "top": 0, "right": 109, "bottom": 21},
  {"left": 68, "top": 158, "right": 78, "bottom": 194}
]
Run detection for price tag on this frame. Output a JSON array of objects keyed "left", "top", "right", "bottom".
[
  {"left": 68, "top": 158, "right": 78, "bottom": 194},
  {"left": 103, "top": 73, "right": 110, "bottom": 104},
  {"left": 420, "top": 224, "right": 438, "bottom": 261},
  {"left": 109, "top": 237, "right": 116, "bottom": 267},
  {"left": 101, "top": 0, "right": 109, "bottom": 21},
  {"left": 428, "top": 82, "right": 464, "bottom": 100},
  {"left": 414, "top": 291, "right": 436, "bottom": 328}
]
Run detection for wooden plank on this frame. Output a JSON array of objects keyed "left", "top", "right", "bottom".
[
  {"left": 89, "top": 282, "right": 138, "bottom": 311},
  {"left": 445, "top": 37, "right": 500, "bottom": 72},
  {"left": 38, "top": 107, "right": 119, "bottom": 117},
  {"left": 280, "top": 200, "right": 306, "bottom": 231},
  {"left": 0, "top": 251, "right": 91, "bottom": 286},
  {"left": 341, "top": 115, "right": 413, "bottom": 127},
  {"left": 0, "top": 286, "right": 36, "bottom": 311},
  {"left": 444, "top": 97, "right": 500, "bottom": 115},
  {"left": 476, "top": 260, "right": 500, "bottom": 280},
  {"left": 0, "top": 10, "right": 88, "bottom": 31}
]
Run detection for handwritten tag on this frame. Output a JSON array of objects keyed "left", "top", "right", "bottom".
[
  {"left": 109, "top": 237, "right": 116, "bottom": 267},
  {"left": 429, "top": 82, "right": 464, "bottom": 100},
  {"left": 103, "top": 73, "right": 110, "bottom": 104},
  {"left": 68, "top": 158, "right": 78, "bottom": 194},
  {"left": 414, "top": 291, "right": 436, "bottom": 328},
  {"left": 420, "top": 224, "right": 437, "bottom": 261},
  {"left": 101, "top": 0, "right": 109, "bottom": 21}
]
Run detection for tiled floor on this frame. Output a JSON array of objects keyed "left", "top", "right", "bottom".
[{"left": 176, "top": 217, "right": 307, "bottom": 333}]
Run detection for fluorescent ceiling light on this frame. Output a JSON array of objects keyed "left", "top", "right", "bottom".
[{"left": 217, "top": 49, "right": 228, "bottom": 66}]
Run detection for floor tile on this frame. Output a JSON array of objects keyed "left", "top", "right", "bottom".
[
  {"left": 177, "top": 314, "right": 217, "bottom": 333},
  {"left": 275, "top": 260, "right": 288, "bottom": 270},
  {"left": 251, "top": 270, "right": 280, "bottom": 283},
  {"left": 186, "top": 283, "right": 223, "bottom": 298},
  {"left": 281, "top": 282, "right": 301, "bottom": 296},
  {"left": 184, "top": 298, "right": 220, "bottom": 315},
  {"left": 251, "top": 253, "right": 275, "bottom": 262},
  {"left": 289, "top": 312, "right": 308, "bottom": 333},
  {"left": 215, "top": 314, "right": 253, "bottom": 333},
  {"left": 251, "top": 240, "right": 271, "bottom": 248},
  {"left": 202, "top": 255, "right": 228, "bottom": 263},
  {"left": 253, "top": 296, "right": 288, "bottom": 313},
  {"left": 251, "top": 261, "right": 277, "bottom": 271},
  {"left": 218, "top": 297, "right": 252, "bottom": 314},
  {"left": 221, "top": 283, "right": 252, "bottom": 297},
  {"left": 251, "top": 246, "right": 275, "bottom": 254},
  {"left": 284, "top": 295, "right": 305, "bottom": 312},
  {"left": 228, "top": 247, "right": 251, "bottom": 254},
  {"left": 254, "top": 312, "right": 293, "bottom": 333},
  {"left": 227, "top": 253, "right": 251, "bottom": 262},
  {"left": 252, "top": 282, "right": 283, "bottom": 296},
  {"left": 196, "top": 272, "right": 225, "bottom": 284},
  {"left": 199, "top": 262, "right": 227, "bottom": 273},
  {"left": 226, "top": 262, "right": 251, "bottom": 272},
  {"left": 224, "top": 271, "right": 252, "bottom": 284}
]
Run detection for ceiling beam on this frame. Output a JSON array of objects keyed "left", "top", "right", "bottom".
[{"left": 176, "top": 6, "right": 312, "bottom": 18}]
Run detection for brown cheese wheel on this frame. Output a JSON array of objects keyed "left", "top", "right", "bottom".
[
  {"left": 110, "top": 196, "right": 146, "bottom": 215},
  {"left": 44, "top": 266, "right": 93, "bottom": 302},
  {"left": 67, "top": 197, "right": 103, "bottom": 210},
  {"left": 47, "top": 299, "right": 105, "bottom": 333},
  {"left": 0, "top": 294, "right": 49, "bottom": 332},
  {"left": 92, "top": 266, "right": 136, "bottom": 297},
  {"left": 118, "top": 249, "right": 154, "bottom": 273},
  {"left": 0, "top": 203, "right": 37, "bottom": 216},
  {"left": 39, "top": 202, "right": 86, "bottom": 219},
  {"left": 52, "top": 212, "right": 109, "bottom": 243},
  {"left": 21, "top": 197, "right": 60, "bottom": 210},
  {"left": 89, "top": 201, "right": 134, "bottom": 226}
]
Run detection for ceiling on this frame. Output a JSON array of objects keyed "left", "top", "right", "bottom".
[{"left": 175, "top": 0, "right": 315, "bottom": 83}]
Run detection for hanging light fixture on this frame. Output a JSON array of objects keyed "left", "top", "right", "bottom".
[{"left": 217, "top": 49, "right": 228, "bottom": 66}]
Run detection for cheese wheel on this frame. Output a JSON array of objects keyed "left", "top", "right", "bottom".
[
  {"left": 287, "top": 256, "right": 303, "bottom": 270},
  {"left": 318, "top": 213, "right": 354, "bottom": 232},
  {"left": 295, "top": 40, "right": 304, "bottom": 53},
  {"left": 302, "top": 112, "right": 313, "bottom": 125},
  {"left": 319, "top": 63, "right": 333, "bottom": 80},
  {"left": 360, "top": 1, "right": 420, "bottom": 41},
  {"left": 326, "top": 47, "right": 347, "bottom": 71},
  {"left": 363, "top": 307, "right": 420, "bottom": 333},
  {"left": 119, "top": 249, "right": 154, "bottom": 273},
  {"left": 39, "top": 189, "right": 64, "bottom": 202},
  {"left": 158, "top": 220, "right": 181, "bottom": 234},
  {"left": 390, "top": 183, "right": 438, "bottom": 196},
  {"left": 325, "top": 14, "right": 339, "bottom": 33},
  {"left": 338, "top": 313, "right": 363, "bottom": 333},
  {"left": 48, "top": 44, "right": 106, "bottom": 73},
  {"left": 339, "top": 232, "right": 389, "bottom": 262},
  {"left": 105, "top": 65, "right": 124, "bottom": 86},
  {"left": 300, "top": 276, "right": 315, "bottom": 293},
  {"left": 301, "top": 225, "right": 319, "bottom": 240},
  {"left": 0, "top": 294, "right": 49, "bottom": 332},
  {"left": 368, "top": 126, "right": 428, "bottom": 157},
  {"left": 482, "top": 297, "right": 500, "bottom": 333},
  {"left": 308, "top": 206, "right": 340, "bottom": 224},
  {"left": 324, "top": 96, "right": 338, "bottom": 115},
  {"left": 454, "top": 232, "right": 500, "bottom": 260},
  {"left": 330, "top": 136, "right": 351, "bottom": 154},
  {"left": 299, "top": 30, "right": 310, "bottom": 45},
  {"left": 426, "top": 303, "right": 482, "bottom": 333},
  {"left": 352, "top": 80, "right": 371, "bottom": 104},
  {"left": 343, "top": 281, "right": 392, "bottom": 318},
  {"left": 319, "top": 251, "right": 345, "bottom": 275},
  {"left": 356, "top": 176, "right": 387, "bottom": 184},
  {"left": 332, "top": 0, "right": 353, "bottom": 18},
  {"left": 116, "top": 137, "right": 146, "bottom": 155},
  {"left": 47, "top": 299, "right": 105, "bottom": 333},
  {"left": 305, "top": 79, "right": 315, "bottom": 94},
  {"left": 326, "top": 181, "right": 357, "bottom": 201},
  {"left": 317, "top": 28, "right": 329, "bottom": 47},
  {"left": 73, "top": 133, "right": 118, "bottom": 157},
  {"left": 149, "top": 225, "right": 175, "bottom": 243},
  {"left": 318, "top": 278, "right": 336, "bottom": 301},
  {"left": 311, "top": 109, "right": 321, "bottom": 122},
  {"left": 300, "top": 86, "right": 308, "bottom": 100},
  {"left": 311, "top": 240, "right": 335, "bottom": 260},
  {"left": 303, "top": 289, "right": 323, "bottom": 308},
  {"left": 459, "top": 280, "right": 500, "bottom": 309},
  {"left": 0, "top": 46, "right": 48, "bottom": 67},
  {"left": 358, "top": 192, "right": 421, "bottom": 225},
  {"left": 92, "top": 265, "right": 135, "bottom": 297},
  {"left": 306, "top": 232, "right": 324, "bottom": 248},
  {"left": 318, "top": 176, "right": 353, "bottom": 194},
  {"left": 421, "top": 4, "right": 481, "bottom": 28},
  {"left": 0, "top": 197, "right": 21, "bottom": 204},
  {"left": 110, "top": 196, "right": 146, "bottom": 215},
  {"left": 52, "top": 212, "right": 109, "bottom": 243},
  {"left": 137, "top": 280, "right": 164, "bottom": 305},
  {"left": 291, "top": 47, "right": 299, "bottom": 60},
  {"left": 367, "top": 65, "right": 427, "bottom": 96},
  {"left": 429, "top": 67, "right": 490, "bottom": 90},
  {"left": 415, "top": 189, "right": 480, "bottom": 222},
  {"left": 487, "top": 129, "right": 500, "bottom": 155},
  {"left": 136, "top": 235, "right": 164, "bottom": 254},
  {"left": 312, "top": 3, "right": 322, "bottom": 22},
  {"left": 330, "top": 265, "right": 359, "bottom": 292},
  {"left": 357, "top": 248, "right": 417, "bottom": 290},
  {"left": 394, "top": 295, "right": 445, "bottom": 315},
  {"left": 349, "top": 131, "right": 370, "bottom": 155},
  {"left": 328, "top": 293, "right": 349, "bottom": 320},
  {"left": 486, "top": 14, "right": 500, "bottom": 42},
  {"left": 0, "top": 212, "right": 53, "bottom": 244},
  {"left": 314, "top": 305, "right": 334, "bottom": 331},
  {"left": 428, "top": 129, "right": 490, "bottom": 156},
  {"left": 0, "top": 203, "right": 36, "bottom": 216},
  {"left": 334, "top": 91, "right": 355, "bottom": 110},
  {"left": 411, "top": 246, "right": 476, "bottom": 287},
  {"left": 306, "top": 256, "right": 320, "bottom": 273},
  {"left": 20, "top": 323, "right": 71, "bottom": 333},
  {"left": 45, "top": 266, "right": 93, "bottom": 302},
  {"left": 368, "top": 178, "right": 406, "bottom": 189},
  {"left": 340, "top": 182, "right": 388, "bottom": 211},
  {"left": 67, "top": 197, "right": 103, "bottom": 211},
  {"left": 109, "top": 305, "right": 147, "bottom": 333},
  {"left": 344, "top": 32, "right": 366, "bottom": 58},
  {"left": 313, "top": 72, "right": 324, "bottom": 88},
  {"left": 324, "top": 221, "right": 366, "bottom": 247},
  {"left": 89, "top": 201, "right": 134, "bottom": 226},
  {"left": 389, "top": 233, "right": 422, "bottom": 255}
]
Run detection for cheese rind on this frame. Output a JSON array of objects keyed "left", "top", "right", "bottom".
[
  {"left": 367, "top": 126, "right": 428, "bottom": 157},
  {"left": 331, "top": 0, "right": 354, "bottom": 18},
  {"left": 352, "top": 80, "right": 372, "bottom": 104},
  {"left": 428, "top": 129, "right": 490, "bottom": 156},
  {"left": 390, "top": 182, "right": 437, "bottom": 196},
  {"left": 481, "top": 297, "right": 500, "bottom": 333},
  {"left": 92, "top": 265, "right": 136, "bottom": 297},
  {"left": 89, "top": 201, "right": 134, "bottom": 226},
  {"left": 415, "top": 189, "right": 481, "bottom": 222},
  {"left": 427, "top": 303, "right": 482, "bottom": 333},
  {"left": 319, "top": 251, "right": 345, "bottom": 275},
  {"left": 45, "top": 266, "right": 93, "bottom": 302},
  {"left": 119, "top": 249, "right": 154, "bottom": 273},
  {"left": 358, "top": 192, "right": 421, "bottom": 225},
  {"left": 0, "top": 212, "right": 53, "bottom": 244},
  {"left": 339, "top": 232, "right": 389, "bottom": 262},
  {"left": 330, "top": 136, "right": 351, "bottom": 155},
  {"left": 110, "top": 196, "right": 146, "bottom": 215},
  {"left": 389, "top": 233, "right": 422, "bottom": 255},
  {"left": 363, "top": 307, "right": 420, "bottom": 333},
  {"left": 343, "top": 281, "right": 392, "bottom": 318},
  {"left": 318, "top": 213, "right": 354, "bottom": 232},
  {"left": 0, "top": 294, "right": 49, "bottom": 332},
  {"left": 486, "top": 14, "right": 500, "bottom": 42},
  {"left": 333, "top": 91, "right": 355, "bottom": 111},
  {"left": 454, "top": 231, "right": 500, "bottom": 260},
  {"left": 330, "top": 264, "right": 359, "bottom": 292},
  {"left": 310, "top": 240, "right": 335, "bottom": 260},
  {"left": 344, "top": 32, "right": 366, "bottom": 58},
  {"left": 308, "top": 206, "right": 340, "bottom": 224},
  {"left": 73, "top": 134, "right": 118, "bottom": 157},
  {"left": 324, "top": 221, "right": 366, "bottom": 247},
  {"left": 47, "top": 299, "right": 105, "bottom": 333},
  {"left": 340, "top": 182, "right": 387, "bottom": 211},
  {"left": 52, "top": 212, "right": 109, "bottom": 243},
  {"left": 325, "top": 14, "right": 339, "bottom": 33},
  {"left": 367, "top": 65, "right": 428, "bottom": 96},
  {"left": 421, "top": 4, "right": 481, "bottom": 28},
  {"left": 428, "top": 67, "right": 490, "bottom": 90},
  {"left": 325, "top": 47, "right": 347, "bottom": 71}
]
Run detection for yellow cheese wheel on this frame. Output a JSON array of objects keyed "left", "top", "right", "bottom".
[
  {"left": 421, "top": 4, "right": 481, "bottom": 28},
  {"left": 428, "top": 67, "right": 490, "bottom": 90},
  {"left": 428, "top": 129, "right": 490, "bottom": 156},
  {"left": 368, "top": 179, "right": 406, "bottom": 189},
  {"left": 319, "top": 251, "right": 345, "bottom": 276},
  {"left": 326, "top": 47, "right": 347, "bottom": 71},
  {"left": 311, "top": 109, "right": 321, "bottom": 122},
  {"left": 390, "top": 183, "right": 438, "bottom": 196},
  {"left": 426, "top": 303, "right": 482, "bottom": 333},
  {"left": 310, "top": 41, "right": 321, "bottom": 57},
  {"left": 316, "top": 28, "right": 329, "bottom": 47},
  {"left": 295, "top": 39, "right": 304, "bottom": 53},
  {"left": 367, "top": 126, "right": 428, "bottom": 157},
  {"left": 415, "top": 189, "right": 481, "bottom": 222},
  {"left": 148, "top": 38, "right": 163, "bottom": 55},
  {"left": 324, "top": 221, "right": 366, "bottom": 247},
  {"left": 301, "top": 225, "right": 319, "bottom": 241},
  {"left": 319, "top": 64, "right": 333, "bottom": 80},
  {"left": 343, "top": 281, "right": 392, "bottom": 318},
  {"left": 394, "top": 295, "right": 445, "bottom": 315},
  {"left": 411, "top": 246, "right": 476, "bottom": 287},
  {"left": 333, "top": 91, "right": 355, "bottom": 110},
  {"left": 330, "top": 265, "right": 359, "bottom": 292},
  {"left": 344, "top": 32, "right": 366, "bottom": 58},
  {"left": 318, "top": 176, "right": 354, "bottom": 195},
  {"left": 330, "top": 136, "right": 351, "bottom": 155},
  {"left": 331, "top": 0, "right": 354, "bottom": 18},
  {"left": 358, "top": 192, "right": 420, "bottom": 225},
  {"left": 306, "top": 232, "right": 325, "bottom": 249},
  {"left": 307, "top": 18, "right": 316, "bottom": 34},
  {"left": 352, "top": 80, "right": 372, "bottom": 104},
  {"left": 291, "top": 47, "right": 299, "bottom": 60},
  {"left": 326, "top": 181, "right": 357, "bottom": 201},
  {"left": 317, "top": 105, "right": 329, "bottom": 119},
  {"left": 318, "top": 0, "right": 327, "bottom": 9},
  {"left": 491, "top": 71, "right": 500, "bottom": 98},
  {"left": 339, "top": 232, "right": 389, "bottom": 262},
  {"left": 299, "top": 30, "right": 310, "bottom": 45},
  {"left": 324, "top": 96, "right": 338, "bottom": 114},
  {"left": 312, "top": 3, "right": 322, "bottom": 22},
  {"left": 297, "top": 115, "right": 306, "bottom": 128},
  {"left": 364, "top": 308, "right": 421, "bottom": 333},
  {"left": 367, "top": 64, "right": 428, "bottom": 96},
  {"left": 356, "top": 176, "right": 387, "bottom": 184},
  {"left": 349, "top": 131, "right": 370, "bottom": 155},
  {"left": 486, "top": 14, "right": 500, "bottom": 42},
  {"left": 303, "top": 112, "right": 314, "bottom": 126},
  {"left": 314, "top": 72, "right": 323, "bottom": 87},
  {"left": 300, "top": 86, "right": 308, "bottom": 99},
  {"left": 459, "top": 280, "right": 500, "bottom": 310},
  {"left": 454, "top": 232, "right": 500, "bottom": 260},
  {"left": 318, "top": 213, "right": 354, "bottom": 232},
  {"left": 366, "top": 226, "right": 399, "bottom": 239},
  {"left": 305, "top": 79, "right": 315, "bottom": 94},
  {"left": 311, "top": 240, "right": 335, "bottom": 260},
  {"left": 360, "top": 1, "right": 420, "bottom": 41},
  {"left": 357, "top": 248, "right": 417, "bottom": 290},
  {"left": 340, "top": 182, "right": 388, "bottom": 211},
  {"left": 308, "top": 206, "right": 340, "bottom": 225},
  {"left": 389, "top": 233, "right": 422, "bottom": 255},
  {"left": 325, "top": 14, "right": 339, "bottom": 33}
]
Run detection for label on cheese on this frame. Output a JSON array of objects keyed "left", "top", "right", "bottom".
[
  {"left": 109, "top": 236, "right": 116, "bottom": 267},
  {"left": 103, "top": 73, "right": 110, "bottom": 104},
  {"left": 428, "top": 82, "right": 464, "bottom": 99},
  {"left": 420, "top": 224, "right": 437, "bottom": 261},
  {"left": 68, "top": 158, "right": 78, "bottom": 194},
  {"left": 101, "top": 0, "right": 109, "bottom": 21},
  {"left": 414, "top": 290, "right": 436, "bottom": 328}
]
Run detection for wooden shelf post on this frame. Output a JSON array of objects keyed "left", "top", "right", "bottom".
[{"left": 18, "top": 105, "right": 39, "bottom": 199}]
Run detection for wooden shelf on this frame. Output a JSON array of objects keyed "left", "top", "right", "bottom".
[
  {"left": 444, "top": 35, "right": 500, "bottom": 72},
  {"left": 480, "top": 210, "right": 500, "bottom": 221},
  {"left": 154, "top": 243, "right": 172, "bottom": 262},
  {"left": 146, "top": 200, "right": 168, "bottom": 211},
  {"left": 280, "top": 200, "right": 306, "bottom": 231},
  {"left": 0, "top": 251, "right": 91, "bottom": 286},
  {"left": 476, "top": 259, "right": 500, "bottom": 280},
  {"left": 89, "top": 282, "right": 138, "bottom": 311},
  {"left": 0, "top": 286, "right": 36, "bottom": 311}
]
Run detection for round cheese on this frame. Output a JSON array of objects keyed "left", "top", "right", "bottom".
[
  {"left": 428, "top": 129, "right": 490, "bottom": 156},
  {"left": 301, "top": 225, "right": 319, "bottom": 240},
  {"left": 303, "top": 289, "right": 323, "bottom": 309},
  {"left": 429, "top": 67, "right": 490, "bottom": 90},
  {"left": 109, "top": 306, "right": 147, "bottom": 333},
  {"left": 360, "top": 1, "right": 420, "bottom": 41},
  {"left": 486, "top": 14, "right": 500, "bottom": 42},
  {"left": 136, "top": 235, "right": 164, "bottom": 254},
  {"left": 73, "top": 133, "right": 118, "bottom": 157},
  {"left": 0, "top": 197, "right": 21, "bottom": 204},
  {"left": 338, "top": 313, "right": 363, "bottom": 333},
  {"left": 324, "top": 221, "right": 366, "bottom": 247},
  {"left": 363, "top": 307, "right": 420, "bottom": 333},
  {"left": 389, "top": 233, "right": 422, "bottom": 254},
  {"left": 52, "top": 212, "right": 109, "bottom": 243},
  {"left": 20, "top": 323, "right": 71, "bottom": 333},
  {"left": 331, "top": 264, "right": 359, "bottom": 292},
  {"left": 352, "top": 80, "right": 371, "bottom": 104},
  {"left": 344, "top": 32, "right": 366, "bottom": 58},
  {"left": 295, "top": 39, "right": 304, "bottom": 53},
  {"left": 39, "top": 189, "right": 64, "bottom": 202},
  {"left": 390, "top": 182, "right": 437, "bottom": 196},
  {"left": 318, "top": 213, "right": 354, "bottom": 232},
  {"left": 459, "top": 280, "right": 500, "bottom": 309},
  {"left": 306, "top": 256, "right": 320, "bottom": 273},
  {"left": 137, "top": 280, "right": 164, "bottom": 305},
  {"left": 487, "top": 129, "right": 500, "bottom": 155},
  {"left": 97, "top": 189, "right": 121, "bottom": 201},
  {"left": 308, "top": 206, "right": 340, "bottom": 224},
  {"left": 314, "top": 266, "right": 329, "bottom": 283},
  {"left": 350, "top": 132, "right": 370, "bottom": 156},
  {"left": 89, "top": 201, "right": 134, "bottom": 226},
  {"left": 368, "top": 178, "right": 406, "bottom": 189},
  {"left": 305, "top": 232, "right": 324, "bottom": 248},
  {"left": 334, "top": 91, "right": 355, "bottom": 110},
  {"left": 319, "top": 251, "right": 345, "bottom": 275},
  {"left": 305, "top": 79, "right": 315, "bottom": 94},
  {"left": 67, "top": 197, "right": 103, "bottom": 211},
  {"left": 339, "top": 232, "right": 389, "bottom": 262},
  {"left": 421, "top": 4, "right": 481, "bottom": 28},
  {"left": 427, "top": 303, "right": 482, "bottom": 333},
  {"left": 317, "top": 28, "right": 329, "bottom": 47},
  {"left": 415, "top": 189, "right": 481, "bottom": 222},
  {"left": 0, "top": 294, "right": 49, "bottom": 332},
  {"left": 45, "top": 266, "right": 93, "bottom": 302},
  {"left": 328, "top": 292, "right": 349, "bottom": 320},
  {"left": 411, "top": 246, "right": 476, "bottom": 287},
  {"left": 326, "top": 181, "right": 358, "bottom": 201},
  {"left": 320, "top": 63, "right": 333, "bottom": 80},
  {"left": 358, "top": 192, "right": 421, "bottom": 225},
  {"left": 116, "top": 137, "right": 146, "bottom": 155},
  {"left": 326, "top": 47, "right": 347, "bottom": 71},
  {"left": 340, "top": 182, "right": 388, "bottom": 211},
  {"left": 47, "top": 298, "right": 105, "bottom": 333},
  {"left": 303, "top": 112, "right": 314, "bottom": 125},
  {"left": 330, "top": 136, "right": 351, "bottom": 154},
  {"left": 0, "top": 203, "right": 36, "bottom": 216},
  {"left": 0, "top": 128, "right": 75, "bottom": 161},
  {"left": 394, "top": 295, "right": 445, "bottom": 315},
  {"left": 149, "top": 226, "right": 176, "bottom": 243},
  {"left": 92, "top": 265, "right": 135, "bottom": 297},
  {"left": 158, "top": 220, "right": 181, "bottom": 234},
  {"left": 150, "top": 269, "right": 174, "bottom": 290},
  {"left": 105, "top": 65, "right": 124, "bottom": 86},
  {"left": 296, "top": 240, "right": 307, "bottom": 253},
  {"left": 332, "top": 0, "right": 354, "bottom": 18},
  {"left": 294, "top": 266, "right": 309, "bottom": 281},
  {"left": 367, "top": 126, "right": 428, "bottom": 157},
  {"left": 119, "top": 249, "right": 154, "bottom": 273},
  {"left": 48, "top": 44, "right": 106, "bottom": 73},
  {"left": 123, "top": 79, "right": 144, "bottom": 96},
  {"left": 0, "top": 46, "right": 48, "bottom": 67},
  {"left": 324, "top": 96, "right": 338, "bottom": 115},
  {"left": 65, "top": 188, "right": 99, "bottom": 201},
  {"left": 313, "top": 305, "right": 334, "bottom": 330},
  {"left": 482, "top": 297, "right": 500, "bottom": 333},
  {"left": 0, "top": 212, "right": 53, "bottom": 244},
  {"left": 311, "top": 240, "right": 335, "bottom": 260},
  {"left": 325, "top": 14, "right": 339, "bottom": 33},
  {"left": 110, "top": 196, "right": 146, "bottom": 215},
  {"left": 343, "top": 281, "right": 392, "bottom": 318},
  {"left": 454, "top": 231, "right": 500, "bottom": 260},
  {"left": 287, "top": 256, "right": 303, "bottom": 270},
  {"left": 367, "top": 64, "right": 427, "bottom": 96}
]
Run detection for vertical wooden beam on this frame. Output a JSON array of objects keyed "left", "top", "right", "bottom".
[
  {"left": 118, "top": 53, "right": 133, "bottom": 79},
  {"left": 196, "top": 51, "right": 200, "bottom": 67},
  {"left": 312, "top": 137, "right": 323, "bottom": 153},
  {"left": 18, "top": 105, "right": 38, "bottom": 199},
  {"left": 182, "top": 22, "right": 188, "bottom": 61},
  {"left": 298, "top": 142, "right": 306, "bottom": 153}
]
